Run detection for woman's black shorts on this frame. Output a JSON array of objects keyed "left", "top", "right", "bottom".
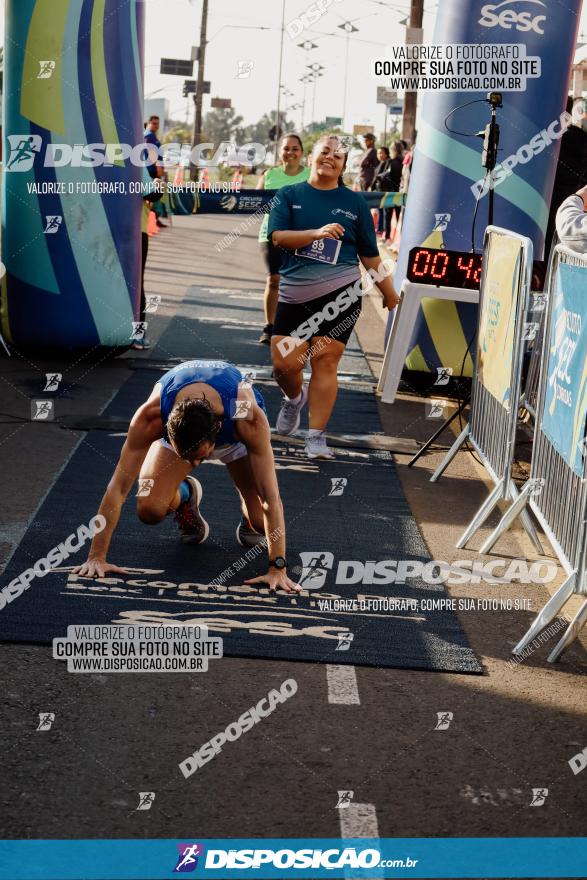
[
  {"left": 259, "top": 239, "right": 283, "bottom": 276},
  {"left": 272, "top": 282, "right": 362, "bottom": 346}
]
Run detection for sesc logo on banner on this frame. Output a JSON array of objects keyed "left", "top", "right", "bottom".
[{"left": 478, "top": 0, "right": 546, "bottom": 34}]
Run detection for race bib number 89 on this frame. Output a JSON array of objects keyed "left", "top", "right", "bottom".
[{"left": 295, "top": 237, "right": 341, "bottom": 265}]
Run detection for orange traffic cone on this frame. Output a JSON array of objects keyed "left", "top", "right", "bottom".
[
  {"left": 389, "top": 210, "right": 398, "bottom": 243},
  {"left": 148, "top": 209, "right": 159, "bottom": 236},
  {"left": 394, "top": 208, "right": 404, "bottom": 249},
  {"left": 200, "top": 167, "right": 210, "bottom": 190},
  {"left": 232, "top": 168, "right": 243, "bottom": 190},
  {"left": 173, "top": 164, "right": 184, "bottom": 186}
]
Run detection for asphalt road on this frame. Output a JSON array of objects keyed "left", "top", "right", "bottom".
[{"left": 1, "top": 215, "right": 586, "bottom": 869}]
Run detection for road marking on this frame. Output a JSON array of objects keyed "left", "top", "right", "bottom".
[
  {"left": 326, "top": 665, "right": 360, "bottom": 705},
  {"left": 339, "top": 804, "right": 384, "bottom": 878},
  {"left": 339, "top": 802, "right": 379, "bottom": 838}
]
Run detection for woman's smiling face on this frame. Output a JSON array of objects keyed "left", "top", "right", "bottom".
[
  {"left": 280, "top": 136, "right": 303, "bottom": 165},
  {"left": 312, "top": 137, "right": 347, "bottom": 180}
]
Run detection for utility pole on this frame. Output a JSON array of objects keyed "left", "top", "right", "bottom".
[
  {"left": 274, "top": 0, "right": 286, "bottom": 152},
  {"left": 402, "top": 0, "right": 423, "bottom": 145},
  {"left": 191, "top": 0, "right": 209, "bottom": 181}
]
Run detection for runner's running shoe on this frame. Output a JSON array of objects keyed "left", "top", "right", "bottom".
[
  {"left": 258, "top": 323, "right": 273, "bottom": 345},
  {"left": 236, "top": 517, "right": 266, "bottom": 548},
  {"left": 130, "top": 335, "right": 151, "bottom": 351},
  {"left": 305, "top": 430, "right": 335, "bottom": 460},
  {"left": 276, "top": 384, "right": 308, "bottom": 436},
  {"left": 174, "top": 476, "right": 209, "bottom": 544}
]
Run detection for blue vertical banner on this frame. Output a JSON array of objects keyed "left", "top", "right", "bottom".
[
  {"left": 1, "top": 0, "right": 146, "bottom": 349},
  {"left": 541, "top": 261, "right": 587, "bottom": 476},
  {"left": 390, "top": 0, "right": 582, "bottom": 377}
]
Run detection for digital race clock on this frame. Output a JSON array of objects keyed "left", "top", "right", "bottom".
[{"left": 406, "top": 247, "right": 483, "bottom": 290}]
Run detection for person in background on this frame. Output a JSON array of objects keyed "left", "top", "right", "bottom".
[
  {"left": 144, "top": 115, "right": 161, "bottom": 158},
  {"left": 144, "top": 115, "right": 168, "bottom": 229},
  {"left": 131, "top": 171, "right": 163, "bottom": 351},
  {"left": 372, "top": 141, "right": 404, "bottom": 243},
  {"left": 555, "top": 184, "right": 587, "bottom": 253},
  {"left": 268, "top": 135, "right": 400, "bottom": 460},
  {"left": 400, "top": 139, "right": 414, "bottom": 198},
  {"left": 358, "top": 133, "right": 378, "bottom": 191},
  {"left": 544, "top": 97, "right": 587, "bottom": 263},
  {"left": 256, "top": 134, "right": 310, "bottom": 345},
  {"left": 371, "top": 146, "right": 391, "bottom": 237}
]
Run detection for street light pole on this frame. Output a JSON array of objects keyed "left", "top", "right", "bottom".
[
  {"left": 275, "top": 0, "right": 286, "bottom": 150},
  {"left": 343, "top": 30, "right": 350, "bottom": 128},
  {"left": 191, "top": 0, "right": 209, "bottom": 181},
  {"left": 402, "top": 0, "right": 423, "bottom": 144},
  {"left": 338, "top": 22, "right": 358, "bottom": 131},
  {"left": 297, "top": 40, "right": 318, "bottom": 133}
]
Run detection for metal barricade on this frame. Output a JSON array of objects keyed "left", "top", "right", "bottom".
[
  {"left": 430, "top": 226, "right": 543, "bottom": 554},
  {"left": 479, "top": 245, "right": 587, "bottom": 662},
  {"left": 520, "top": 300, "right": 546, "bottom": 420},
  {"left": 520, "top": 254, "right": 553, "bottom": 421}
]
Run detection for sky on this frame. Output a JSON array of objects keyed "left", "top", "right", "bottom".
[
  {"left": 0, "top": 1, "right": 585, "bottom": 134},
  {"left": 141, "top": 0, "right": 587, "bottom": 132},
  {"left": 143, "top": 0, "right": 439, "bottom": 130}
]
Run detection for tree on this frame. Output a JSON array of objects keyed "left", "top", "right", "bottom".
[
  {"left": 243, "top": 111, "right": 295, "bottom": 148},
  {"left": 201, "top": 107, "right": 245, "bottom": 145},
  {"left": 162, "top": 123, "right": 192, "bottom": 145}
]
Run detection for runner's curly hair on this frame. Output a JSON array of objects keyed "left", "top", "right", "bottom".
[{"left": 166, "top": 396, "right": 222, "bottom": 460}]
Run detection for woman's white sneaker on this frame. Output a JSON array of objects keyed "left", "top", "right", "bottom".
[
  {"left": 276, "top": 384, "right": 308, "bottom": 436},
  {"left": 305, "top": 430, "right": 335, "bottom": 460}
]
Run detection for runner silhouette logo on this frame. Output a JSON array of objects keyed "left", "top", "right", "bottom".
[
  {"left": 174, "top": 843, "right": 204, "bottom": 873},
  {"left": 298, "top": 552, "right": 334, "bottom": 590}
]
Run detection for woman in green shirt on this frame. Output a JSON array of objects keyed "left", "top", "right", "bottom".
[{"left": 257, "top": 134, "right": 310, "bottom": 344}]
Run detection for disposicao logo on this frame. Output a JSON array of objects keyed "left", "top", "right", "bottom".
[{"left": 174, "top": 843, "right": 204, "bottom": 873}]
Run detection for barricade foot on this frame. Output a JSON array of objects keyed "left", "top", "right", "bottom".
[
  {"left": 479, "top": 481, "right": 533, "bottom": 555},
  {"left": 507, "top": 482, "right": 544, "bottom": 555},
  {"left": 430, "top": 425, "right": 470, "bottom": 484},
  {"left": 547, "top": 596, "right": 587, "bottom": 663},
  {"left": 518, "top": 506, "right": 544, "bottom": 556},
  {"left": 456, "top": 479, "right": 504, "bottom": 549},
  {"left": 512, "top": 573, "right": 576, "bottom": 655}
]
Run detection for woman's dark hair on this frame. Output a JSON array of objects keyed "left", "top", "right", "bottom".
[
  {"left": 280, "top": 132, "right": 304, "bottom": 152},
  {"left": 166, "top": 397, "right": 221, "bottom": 460},
  {"left": 378, "top": 146, "right": 390, "bottom": 159}
]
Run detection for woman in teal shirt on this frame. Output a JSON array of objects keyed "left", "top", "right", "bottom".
[
  {"left": 268, "top": 134, "right": 400, "bottom": 460},
  {"left": 257, "top": 134, "right": 310, "bottom": 344}
]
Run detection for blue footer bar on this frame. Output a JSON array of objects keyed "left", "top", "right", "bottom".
[{"left": 0, "top": 838, "right": 586, "bottom": 879}]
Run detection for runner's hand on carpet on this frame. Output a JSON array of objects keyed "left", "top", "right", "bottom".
[
  {"left": 74, "top": 559, "right": 129, "bottom": 578},
  {"left": 245, "top": 570, "right": 302, "bottom": 594}
]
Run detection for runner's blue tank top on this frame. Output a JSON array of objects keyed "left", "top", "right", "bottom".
[{"left": 158, "top": 360, "right": 266, "bottom": 446}]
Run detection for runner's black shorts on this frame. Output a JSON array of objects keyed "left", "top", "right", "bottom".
[
  {"left": 272, "top": 282, "right": 362, "bottom": 346},
  {"left": 259, "top": 239, "right": 283, "bottom": 275}
]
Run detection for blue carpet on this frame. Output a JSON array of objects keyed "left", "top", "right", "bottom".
[{"left": 0, "top": 288, "right": 482, "bottom": 673}]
